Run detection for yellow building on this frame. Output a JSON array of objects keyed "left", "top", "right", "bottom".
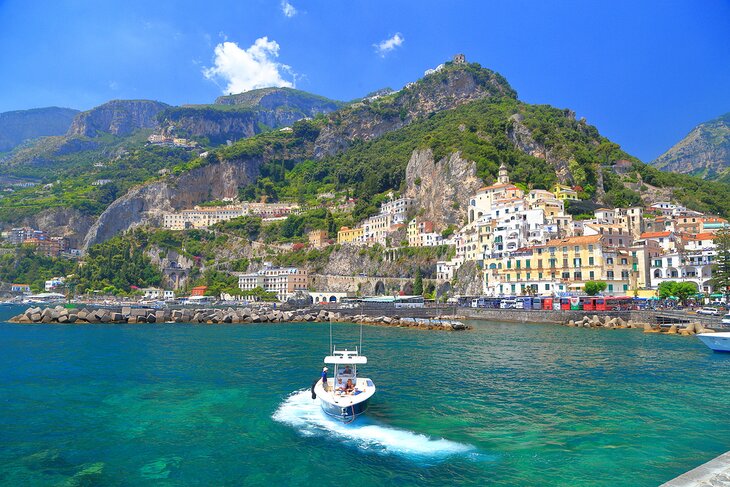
[
  {"left": 482, "top": 235, "right": 637, "bottom": 296},
  {"left": 337, "top": 226, "right": 364, "bottom": 245},
  {"left": 552, "top": 184, "right": 579, "bottom": 201}
]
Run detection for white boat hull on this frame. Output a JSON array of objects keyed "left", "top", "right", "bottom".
[
  {"left": 313, "top": 378, "right": 375, "bottom": 422},
  {"left": 697, "top": 332, "right": 730, "bottom": 352}
]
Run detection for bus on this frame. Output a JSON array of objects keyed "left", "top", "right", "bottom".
[{"left": 560, "top": 297, "right": 583, "bottom": 310}]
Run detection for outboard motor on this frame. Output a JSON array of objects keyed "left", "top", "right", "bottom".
[{"left": 311, "top": 379, "right": 318, "bottom": 399}]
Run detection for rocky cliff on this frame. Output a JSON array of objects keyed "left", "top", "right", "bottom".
[
  {"left": 652, "top": 112, "right": 730, "bottom": 181},
  {"left": 82, "top": 156, "right": 263, "bottom": 248},
  {"left": 404, "top": 149, "right": 483, "bottom": 230},
  {"left": 21, "top": 207, "right": 95, "bottom": 248},
  {"left": 159, "top": 88, "right": 342, "bottom": 145},
  {"left": 67, "top": 100, "right": 169, "bottom": 137},
  {"left": 313, "top": 62, "right": 516, "bottom": 158},
  {"left": 0, "top": 107, "right": 79, "bottom": 153}
]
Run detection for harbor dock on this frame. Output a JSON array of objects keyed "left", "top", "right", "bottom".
[{"left": 661, "top": 451, "right": 730, "bottom": 486}]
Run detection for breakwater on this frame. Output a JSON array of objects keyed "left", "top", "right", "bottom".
[
  {"left": 560, "top": 314, "right": 716, "bottom": 336},
  {"left": 8, "top": 306, "right": 469, "bottom": 331}
]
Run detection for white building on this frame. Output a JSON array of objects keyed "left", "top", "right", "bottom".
[{"left": 44, "top": 277, "right": 65, "bottom": 291}]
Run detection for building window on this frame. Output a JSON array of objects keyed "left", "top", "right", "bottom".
[
  {"left": 608, "top": 284, "right": 614, "bottom": 291},
  {"left": 589, "top": 257, "right": 594, "bottom": 266},
  {"left": 606, "top": 257, "right": 614, "bottom": 265},
  {"left": 589, "top": 271, "right": 595, "bottom": 279}
]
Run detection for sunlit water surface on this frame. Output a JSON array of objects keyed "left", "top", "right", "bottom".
[{"left": 1, "top": 305, "right": 728, "bottom": 486}]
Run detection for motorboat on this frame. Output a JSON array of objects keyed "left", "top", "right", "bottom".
[
  {"left": 697, "top": 332, "right": 730, "bottom": 352},
  {"left": 312, "top": 348, "right": 376, "bottom": 422}
]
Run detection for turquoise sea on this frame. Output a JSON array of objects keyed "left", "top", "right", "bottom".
[{"left": 1, "top": 304, "right": 729, "bottom": 486}]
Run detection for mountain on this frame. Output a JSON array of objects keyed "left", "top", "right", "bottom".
[
  {"left": 0, "top": 107, "right": 79, "bottom": 153},
  {"left": 157, "top": 88, "right": 342, "bottom": 145},
  {"left": 652, "top": 112, "right": 730, "bottom": 182},
  {"left": 67, "top": 100, "right": 169, "bottom": 137},
  {"left": 4, "top": 56, "right": 730, "bottom": 249}
]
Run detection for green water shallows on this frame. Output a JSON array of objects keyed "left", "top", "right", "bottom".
[{"left": 0, "top": 305, "right": 728, "bottom": 486}]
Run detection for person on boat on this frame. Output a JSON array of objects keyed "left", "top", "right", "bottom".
[
  {"left": 344, "top": 379, "right": 355, "bottom": 394},
  {"left": 342, "top": 365, "right": 352, "bottom": 375},
  {"left": 321, "top": 366, "right": 328, "bottom": 390},
  {"left": 335, "top": 377, "right": 345, "bottom": 392}
]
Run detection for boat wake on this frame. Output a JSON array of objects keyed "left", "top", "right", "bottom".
[{"left": 273, "top": 390, "right": 485, "bottom": 462}]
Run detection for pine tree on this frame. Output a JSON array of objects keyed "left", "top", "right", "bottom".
[
  {"left": 711, "top": 228, "right": 730, "bottom": 300},
  {"left": 413, "top": 268, "right": 423, "bottom": 296},
  {"left": 325, "top": 211, "right": 337, "bottom": 239}
]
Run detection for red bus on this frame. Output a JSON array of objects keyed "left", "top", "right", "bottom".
[
  {"left": 541, "top": 297, "right": 553, "bottom": 310},
  {"left": 582, "top": 297, "right": 597, "bottom": 311}
]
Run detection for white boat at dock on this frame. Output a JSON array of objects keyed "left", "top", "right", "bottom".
[{"left": 697, "top": 332, "right": 730, "bottom": 353}]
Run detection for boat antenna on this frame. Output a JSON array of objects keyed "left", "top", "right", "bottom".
[
  {"left": 329, "top": 317, "right": 333, "bottom": 353},
  {"left": 359, "top": 320, "right": 363, "bottom": 355}
]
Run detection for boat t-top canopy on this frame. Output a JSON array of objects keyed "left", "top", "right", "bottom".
[{"left": 324, "top": 349, "right": 367, "bottom": 365}]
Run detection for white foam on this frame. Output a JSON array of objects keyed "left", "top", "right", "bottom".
[{"left": 272, "top": 390, "right": 478, "bottom": 461}]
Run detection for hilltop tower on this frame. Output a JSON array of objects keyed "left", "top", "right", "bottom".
[
  {"left": 498, "top": 162, "right": 510, "bottom": 184},
  {"left": 453, "top": 53, "right": 466, "bottom": 64}
]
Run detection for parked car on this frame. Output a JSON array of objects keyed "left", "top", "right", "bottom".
[
  {"left": 722, "top": 313, "right": 730, "bottom": 325},
  {"left": 697, "top": 307, "right": 720, "bottom": 316}
]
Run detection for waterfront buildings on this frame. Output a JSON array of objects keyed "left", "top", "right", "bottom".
[{"left": 237, "top": 265, "right": 309, "bottom": 301}]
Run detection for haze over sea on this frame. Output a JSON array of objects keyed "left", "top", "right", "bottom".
[{"left": 1, "top": 304, "right": 728, "bottom": 486}]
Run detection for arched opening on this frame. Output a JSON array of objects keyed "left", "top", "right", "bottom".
[
  {"left": 329, "top": 295, "right": 337, "bottom": 302},
  {"left": 374, "top": 281, "right": 385, "bottom": 295},
  {"left": 653, "top": 269, "right": 662, "bottom": 278}
]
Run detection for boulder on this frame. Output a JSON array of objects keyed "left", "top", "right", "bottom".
[
  {"left": 684, "top": 323, "right": 696, "bottom": 334},
  {"left": 667, "top": 324, "right": 678, "bottom": 334},
  {"left": 17, "top": 314, "right": 32, "bottom": 323},
  {"left": 30, "top": 313, "right": 41, "bottom": 322}
]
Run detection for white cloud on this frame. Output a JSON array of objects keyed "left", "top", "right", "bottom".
[
  {"left": 374, "top": 33, "right": 404, "bottom": 57},
  {"left": 202, "top": 37, "right": 295, "bottom": 94},
  {"left": 281, "top": 0, "right": 297, "bottom": 17}
]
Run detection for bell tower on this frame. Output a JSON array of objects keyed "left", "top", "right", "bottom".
[{"left": 498, "top": 163, "right": 510, "bottom": 184}]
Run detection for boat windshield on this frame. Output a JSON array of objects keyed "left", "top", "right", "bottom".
[{"left": 336, "top": 364, "right": 356, "bottom": 379}]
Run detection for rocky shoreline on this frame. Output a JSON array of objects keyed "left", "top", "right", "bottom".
[
  {"left": 8, "top": 306, "right": 470, "bottom": 331},
  {"left": 563, "top": 315, "right": 716, "bottom": 336}
]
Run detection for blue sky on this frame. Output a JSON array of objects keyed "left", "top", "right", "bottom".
[{"left": 0, "top": 0, "right": 728, "bottom": 161}]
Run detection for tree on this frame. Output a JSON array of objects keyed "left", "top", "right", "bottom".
[
  {"left": 325, "top": 211, "right": 337, "bottom": 239},
  {"left": 657, "top": 280, "right": 698, "bottom": 303},
  {"left": 674, "top": 282, "right": 698, "bottom": 304},
  {"left": 657, "top": 281, "right": 677, "bottom": 300},
  {"left": 413, "top": 268, "right": 423, "bottom": 296},
  {"left": 711, "top": 228, "right": 730, "bottom": 300},
  {"left": 584, "top": 280, "right": 607, "bottom": 296}
]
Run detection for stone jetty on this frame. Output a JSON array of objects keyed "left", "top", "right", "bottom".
[
  {"left": 562, "top": 315, "right": 715, "bottom": 336},
  {"left": 9, "top": 306, "right": 470, "bottom": 331}
]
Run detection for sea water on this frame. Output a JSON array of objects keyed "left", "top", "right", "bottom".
[{"left": 1, "top": 304, "right": 729, "bottom": 486}]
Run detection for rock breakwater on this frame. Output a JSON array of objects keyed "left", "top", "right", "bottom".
[
  {"left": 9, "top": 306, "right": 470, "bottom": 331},
  {"left": 563, "top": 315, "right": 715, "bottom": 336}
]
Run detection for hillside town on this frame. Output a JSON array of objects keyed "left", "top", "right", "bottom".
[{"left": 3, "top": 161, "right": 729, "bottom": 303}]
